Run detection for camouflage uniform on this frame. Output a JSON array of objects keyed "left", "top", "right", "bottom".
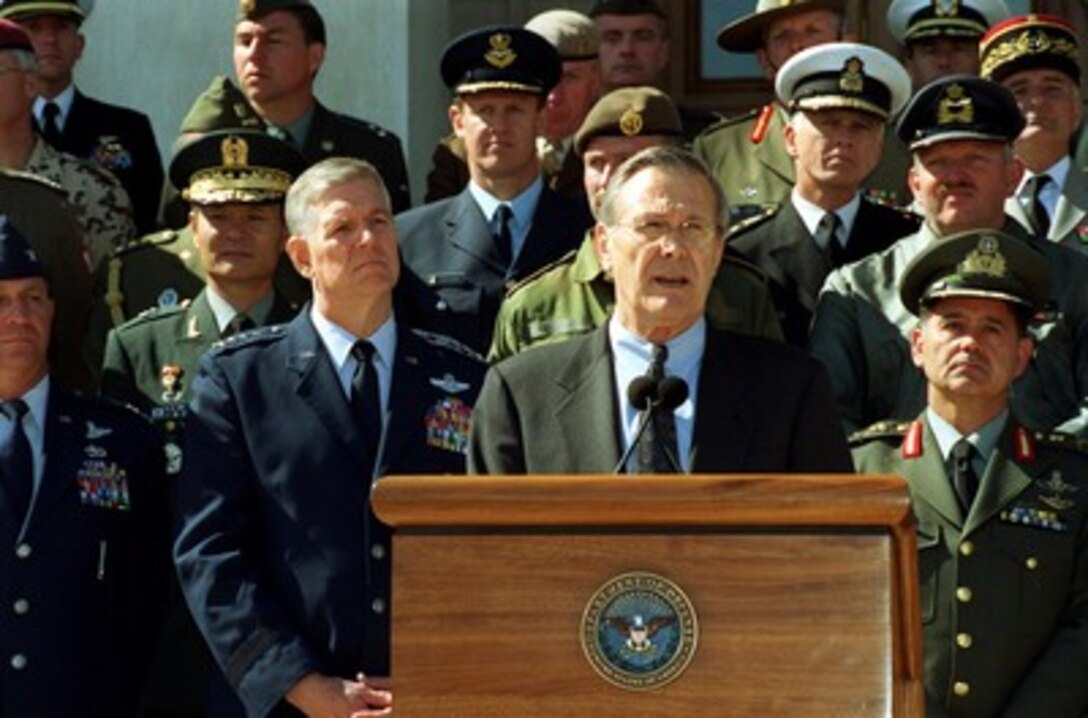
[
  {"left": 24, "top": 137, "right": 135, "bottom": 269},
  {"left": 489, "top": 232, "right": 783, "bottom": 361}
]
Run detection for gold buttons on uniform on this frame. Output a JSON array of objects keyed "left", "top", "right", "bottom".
[
  {"left": 953, "top": 681, "right": 970, "bottom": 697},
  {"left": 956, "top": 587, "right": 972, "bottom": 603},
  {"left": 959, "top": 541, "right": 974, "bottom": 556},
  {"left": 956, "top": 633, "right": 973, "bottom": 649},
  {"left": 1025, "top": 557, "right": 1039, "bottom": 570}
]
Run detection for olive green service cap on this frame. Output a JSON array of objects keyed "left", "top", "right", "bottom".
[
  {"left": 979, "top": 14, "right": 1079, "bottom": 84},
  {"left": 900, "top": 229, "right": 1051, "bottom": 315},
  {"left": 526, "top": 10, "right": 598, "bottom": 61},
  {"left": 886, "top": 0, "right": 1009, "bottom": 45},
  {"left": 775, "top": 42, "right": 912, "bottom": 121},
  {"left": 170, "top": 130, "right": 305, "bottom": 206},
  {"left": 895, "top": 75, "right": 1023, "bottom": 150},
  {"left": 717, "top": 0, "right": 845, "bottom": 53},
  {"left": 574, "top": 86, "right": 681, "bottom": 156},
  {"left": 0, "top": 0, "right": 87, "bottom": 25}
]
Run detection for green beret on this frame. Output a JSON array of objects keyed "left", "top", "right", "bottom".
[
  {"left": 169, "top": 130, "right": 305, "bottom": 206},
  {"left": 525, "top": 9, "right": 598, "bottom": 61},
  {"left": 179, "top": 76, "right": 266, "bottom": 135},
  {"left": 980, "top": 14, "right": 1080, "bottom": 85},
  {"left": 588, "top": 0, "right": 665, "bottom": 19},
  {"left": 574, "top": 86, "right": 681, "bottom": 156},
  {"left": 895, "top": 75, "right": 1023, "bottom": 150},
  {"left": 0, "top": 0, "right": 85, "bottom": 25},
  {"left": 900, "top": 229, "right": 1051, "bottom": 315},
  {"left": 717, "top": 0, "right": 845, "bottom": 53}
]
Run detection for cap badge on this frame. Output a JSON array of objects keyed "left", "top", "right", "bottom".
[
  {"left": 959, "top": 235, "right": 1007, "bottom": 278},
  {"left": 485, "top": 33, "right": 517, "bottom": 69},
  {"left": 221, "top": 136, "right": 249, "bottom": 168},
  {"left": 937, "top": 83, "right": 973, "bottom": 126},
  {"left": 934, "top": 0, "right": 960, "bottom": 18},
  {"left": 619, "top": 107, "right": 644, "bottom": 137},
  {"left": 239, "top": 0, "right": 256, "bottom": 15},
  {"left": 839, "top": 57, "right": 865, "bottom": 94}
]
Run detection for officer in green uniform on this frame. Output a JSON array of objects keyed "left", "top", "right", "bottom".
[
  {"left": 851, "top": 229, "right": 1088, "bottom": 716},
  {"left": 811, "top": 76, "right": 1088, "bottom": 436},
  {"left": 692, "top": 0, "right": 846, "bottom": 222},
  {"left": 489, "top": 85, "right": 782, "bottom": 362},
  {"left": 98, "top": 128, "right": 304, "bottom": 718},
  {"left": 870, "top": 0, "right": 1011, "bottom": 209}
]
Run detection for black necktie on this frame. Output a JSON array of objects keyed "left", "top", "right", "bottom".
[
  {"left": 1, "top": 400, "right": 33, "bottom": 519},
  {"left": 351, "top": 340, "right": 382, "bottom": 476},
  {"left": 951, "top": 439, "right": 979, "bottom": 512},
  {"left": 40, "top": 101, "right": 63, "bottom": 146},
  {"left": 493, "top": 204, "right": 514, "bottom": 268},
  {"left": 1025, "top": 175, "right": 1052, "bottom": 238},
  {"left": 816, "top": 212, "right": 844, "bottom": 266},
  {"left": 222, "top": 314, "right": 254, "bottom": 338},
  {"left": 635, "top": 344, "right": 679, "bottom": 474}
]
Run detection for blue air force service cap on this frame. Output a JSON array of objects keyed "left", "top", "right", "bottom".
[
  {"left": 775, "top": 42, "right": 912, "bottom": 122},
  {"left": 886, "top": 0, "right": 1009, "bottom": 45},
  {"left": 895, "top": 75, "right": 1024, "bottom": 150},
  {"left": 0, "top": 216, "right": 45, "bottom": 281},
  {"left": 900, "top": 229, "right": 1051, "bottom": 315},
  {"left": 441, "top": 26, "right": 561, "bottom": 97}
]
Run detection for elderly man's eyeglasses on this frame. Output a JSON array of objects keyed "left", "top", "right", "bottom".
[{"left": 613, "top": 219, "right": 719, "bottom": 247}]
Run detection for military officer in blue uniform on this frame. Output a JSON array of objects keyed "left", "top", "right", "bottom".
[
  {"left": 0, "top": 216, "right": 169, "bottom": 717},
  {"left": 175, "top": 157, "right": 484, "bottom": 717},
  {"left": 395, "top": 25, "right": 594, "bottom": 355},
  {"left": 852, "top": 229, "right": 1088, "bottom": 716}
]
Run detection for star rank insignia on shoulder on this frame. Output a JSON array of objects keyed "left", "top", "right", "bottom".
[{"left": 848, "top": 420, "right": 912, "bottom": 447}]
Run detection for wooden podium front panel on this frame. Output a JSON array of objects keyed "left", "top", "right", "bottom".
[{"left": 391, "top": 530, "right": 896, "bottom": 717}]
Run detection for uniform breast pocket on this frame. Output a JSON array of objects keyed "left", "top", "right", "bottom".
[
  {"left": 427, "top": 273, "right": 482, "bottom": 314},
  {"left": 992, "top": 524, "right": 1076, "bottom": 637},
  {"left": 915, "top": 522, "right": 942, "bottom": 624}
]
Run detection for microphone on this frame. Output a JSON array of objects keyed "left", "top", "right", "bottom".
[{"left": 611, "top": 376, "right": 689, "bottom": 474}]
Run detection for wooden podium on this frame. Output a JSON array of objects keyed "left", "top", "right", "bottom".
[{"left": 372, "top": 474, "right": 924, "bottom": 717}]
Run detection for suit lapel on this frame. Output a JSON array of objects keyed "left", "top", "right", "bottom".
[
  {"left": 901, "top": 418, "right": 965, "bottom": 527},
  {"left": 1052, "top": 167, "right": 1088, "bottom": 243},
  {"left": 765, "top": 204, "right": 828, "bottom": 312},
  {"left": 511, "top": 188, "right": 567, "bottom": 277},
  {"left": 28, "top": 389, "right": 83, "bottom": 531},
  {"left": 445, "top": 190, "right": 507, "bottom": 276},
  {"left": 375, "top": 328, "right": 435, "bottom": 475},
  {"left": 690, "top": 329, "right": 756, "bottom": 472},
  {"left": 553, "top": 325, "right": 622, "bottom": 471},
  {"left": 963, "top": 422, "right": 1034, "bottom": 535},
  {"left": 1005, "top": 194, "right": 1032, "bottom": 236},
  {"left": 285, "top": 311, "right": 366, "bottom": 464}
]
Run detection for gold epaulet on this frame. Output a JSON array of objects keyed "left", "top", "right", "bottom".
[
  {"left": 848, "top": 421, "right": 912, "bottom": 447},
  {"left": 504, "top": 249, "right": 578, "bottom": 297},
  {"left": 725, "top": 203, "right": 780, "bottom": 240},
  {"left": 1032, "top": 430, "right": 1088, "bottom": 455}
]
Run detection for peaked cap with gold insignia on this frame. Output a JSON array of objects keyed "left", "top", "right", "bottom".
[{"left": 441, "top": 25, "right": 561, "bottom": 97}]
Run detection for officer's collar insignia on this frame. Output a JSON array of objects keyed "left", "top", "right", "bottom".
[
  {"left": 619, "top": 106, "right": 644, "bottom": 137},
  {"left": 429, "top": 373, "right": 470, "bottom": 394},
  {"left": 161, "top": 364, "right": 183, "bottom": 402},
  {"left": 1014, "top": 426, "right": 1035, "bottom": 463},
  {"left": 187, "top": 316, "right": 202, "bottom": 339},
  {"left": 839, "top": 57, "right": 865, "bottom": 94},
  {"left": 959, "top": 235, "right": 1007, "bottom": 278},
  {"left": 425, "top": 396, "right": 472, "bottom": 454},
  {"left": 937, "top": 83, "right": 973, "bottom": 126},
  {"left": 902, "top": 421, "right": 924, "bottom": 458},
  {"left": 221, "top": 136, "right": 249, "bottom": 168},
  {"left": 485, "top": 33, "right": 517, "bottom": 69},
  {"left": 1038, "top": 470, "right": 1077, "bottom": 496},
  {"left": 934, "top": 0, "right": 959, "bottom": 18},
  {"left": 85, "top": 421, "right": 113, "bottom": 440}
]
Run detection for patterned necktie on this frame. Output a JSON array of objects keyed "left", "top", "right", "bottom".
[
  {"left": 351, "top": 340, "right": 382, "bottom": 476},
  {"left": 1, "top": 400, "right": 33, "bottom": 519},
  {"left": 634, "top": 344, "right": 679, "bottom": 474},
  {"left": 40, "top": 101, "right": 63, "bottom": 146},
  {"left": 951, "top": 439, "right": 979, "bottom": 512},
  {"left": 815, "top": 212, "right": 844, "bottom": 266},
  {"left": 222, "top": 314, "right": 254, "bottom": 339},
  {"left": 1024, "top": 174, "right": 1052, "bottom": 238},
  {"left": 493, "top": 204, "right": 514, "bottom": 268}
]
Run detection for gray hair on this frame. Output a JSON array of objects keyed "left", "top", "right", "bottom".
[
  {"left": 596, "top": 145, "right": 728, "bottom": 232},
  {"left": 285, "top": 157, "right": 391, "bottom": 237}
]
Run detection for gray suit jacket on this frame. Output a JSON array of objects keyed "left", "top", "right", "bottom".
[{"left": 1006, "top": 161, "right": 1088, "bottom": 252}]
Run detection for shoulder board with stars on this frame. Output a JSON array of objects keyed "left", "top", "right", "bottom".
[
  {"left": 126, "top": 299, "right": 191, "bottom": 325},
  {"left": 504, "top": 248, "right": 579, "bottom": 297},
  {"left": 848, "top": 420, "right": 912, "bottom": 447},
  {"left": 409, "top": 328, "right": 485, "bottom": 363},
  {"left": 111, "top": 229, "right": 181, "bottom": 259},
  {"left": 1032, "top": 430, "right": 1088, "bottom": 456},
  {"left": 726, "top": 203, "right": 780, "bottom": 240},
  {"left": 210, "top": 324, "right": 287, "bottom": 353}
]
